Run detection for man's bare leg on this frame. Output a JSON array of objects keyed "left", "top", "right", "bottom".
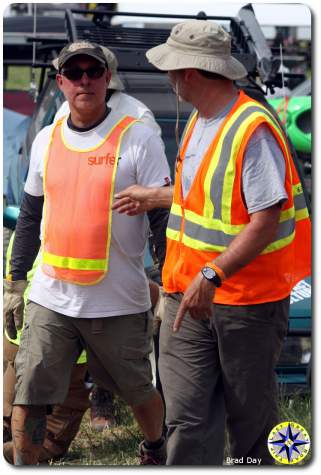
[
  {"left": 12, "top": 405, "right": 46, "bottom": 465},
  {"left": 131, "top": 390, "right": 164, "bottom": 442}
]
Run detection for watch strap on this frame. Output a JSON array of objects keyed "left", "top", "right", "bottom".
[{"left": 205, "top": 262, "right": 226, "bottom": 283}]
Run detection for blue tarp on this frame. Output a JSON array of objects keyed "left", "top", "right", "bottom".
[{"left": 3, "top": 108, "right": 31, "bottom": 193}]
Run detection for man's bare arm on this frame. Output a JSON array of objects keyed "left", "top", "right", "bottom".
[{"left": 113, "top": 185, "right": 173, "bottom": 215}]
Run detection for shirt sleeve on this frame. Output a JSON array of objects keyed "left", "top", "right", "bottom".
[
  {"left": 24, "top": 126, "right": 52, "bottom": 196},
  {"left": 10, "top": 192, "right": 43, "bottom": 280},
  {"left": 139, "top": 110, "right": 163, "bottom": 137},
  {"left": 242, "top": 123, "right": 288, "bottom": 214},
  {"left": 133, "top": 126, "right": 171, "bottom": 188}
]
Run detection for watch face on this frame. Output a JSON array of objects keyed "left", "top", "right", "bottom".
[{"left": 202, "top": 267, "right": 216, "bottom": 280}]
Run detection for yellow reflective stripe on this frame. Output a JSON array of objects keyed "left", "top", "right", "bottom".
[
  {"left": 184, "top": 208, "right": 245, "bottom": 234},
  {"left": 77, "top": 350, "right": 87, "bottom": 364},
  {"left": 169, "top": 203, "right": 302, "bottom": 247},
  {"left": 166, "top": 227, "right": 180, "bottom": 241},
  {"left": 203, "top": 101, "right": 259, "bottom": 218},
  {"left": 296, "top": 208, "right": 309, "bottom": 221},
  {"left": 245, "top": 102, "right": 294, "bottom": 183},
  {"left": 170, "top": 202, "right": 183, "bottom": 216},
  {"left": 280, "top": 207, "right": 295, "bottom": 222},
  {"left": 42, "top": 122, "right": 57, "bottom": 264},
  {"left": 203, "top": 99, "right": 292, "bottom": 223},
  {"left": 182, "top": 233, "right": 226, "bottom": 252},
  {"left": 105, "top": 118, "right": 137, "bottom": 268},
  {"left": 293, "top": 182, "right": 303, "bottom": 196},
  {"left": 222, "top": 110, "right": 289, "bottom": 224},
  {"left": 262, "top": 232, "right": 295, "bottom": 254},
  {"left": 182, "top": 111, "right": 198, "bottom": 141},
  {"left": 43, "top": 252, "right": 106, "bottom": 271},
  {"left": 221, "top": 113, "right": 261, "bottom": 223},
  {"left": 182, "top": 225, "right": 295, "bottom": 255}
]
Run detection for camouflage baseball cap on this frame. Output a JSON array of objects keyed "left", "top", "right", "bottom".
[
  {"left": 53, "top": 43, "right": 125, "bottom": 90},
  {"left": 55, "top": 41, "right": 108, "bottom": 70}
]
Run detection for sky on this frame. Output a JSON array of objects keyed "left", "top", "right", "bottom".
[{"left": 116, "top": 2, "right": 312, "bottom": 26}]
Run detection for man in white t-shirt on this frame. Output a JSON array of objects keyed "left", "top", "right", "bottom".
[
  {"left": 53, "top": 45, "right": 164, "bottom": 436},
  {"left": 4, "top": 41, "right": 169, "bottom": 465}
]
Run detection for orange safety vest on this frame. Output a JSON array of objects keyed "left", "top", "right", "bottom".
[
  {"left": 163, "top": 91, "right": 311, "bottom": 305},
  {"left": 42, "top": 115, "right": 136, "bottom": 285}
]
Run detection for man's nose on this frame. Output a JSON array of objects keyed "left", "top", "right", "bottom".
[{"left": 80, "top": 72, "right": 90, "bottom": 85}]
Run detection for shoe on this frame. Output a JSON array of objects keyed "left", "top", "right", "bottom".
[
  {"left": 89, "top": 386, "right": 116, "bottom": 432},
  {"left": 3, "top": 441, "right": 14, "bottom": 464},
  {"left": 139, "top": 439, "right": 167, "bottom": 465}
]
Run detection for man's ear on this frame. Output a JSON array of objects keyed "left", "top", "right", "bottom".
[
  {"left": 185, "top": 69, "right": 201, "bottom": 83},
  {"left": 181, "top": 69, "right": 196, "bottom": 84},
  {"left": 106, "top": 70, "right": 112, "bottom": 87},
  {"left": 56, "top": 74, "right": 63, "bottom": 91}
]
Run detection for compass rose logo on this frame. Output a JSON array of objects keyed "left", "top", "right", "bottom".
[{"left": 268, "top": 421, "right": 310, "bottom": 464}]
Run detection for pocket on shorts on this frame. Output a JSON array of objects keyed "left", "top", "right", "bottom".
[
  {"left": 23, "top": 302, "right": 65, "bottom": 368},
  {"left": 118, "top": 342, "right": 153, "bottom": 393}
]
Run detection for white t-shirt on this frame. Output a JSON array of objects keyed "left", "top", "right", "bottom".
[
  {"left": 25, "top": 110, "right": 170, "bottom": 318},
  {"left": 54, "top": 91, "right": 162, "bottom": 136},
  {"left": 182, "top": 98, "right": 288, "bottom": 213}
]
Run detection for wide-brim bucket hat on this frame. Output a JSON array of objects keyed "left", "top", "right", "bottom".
[
  {"left": 146, "top": 19, "right": 247, "bottom": 80},
  {"left": 52, "top": 43, "right": 125, "bottom": 91}
]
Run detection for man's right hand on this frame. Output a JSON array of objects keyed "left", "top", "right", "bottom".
[
  {"left": 113, "top": 185, "right": 173, "bottom": 216},
  {"left": 3, "top": 279, "right": 28, "bottom": 340}
]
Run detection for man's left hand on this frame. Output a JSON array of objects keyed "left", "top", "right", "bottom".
[{"left": 173, "top": 272, "right": 216, "bottom": 332}]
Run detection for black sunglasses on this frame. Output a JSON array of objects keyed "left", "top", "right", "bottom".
[{"left": 61, "top": 66, "right": 106, "bottom": 81}]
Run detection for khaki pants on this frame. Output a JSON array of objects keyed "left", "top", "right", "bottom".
[
  {"left": 14, "top": 302, "right": 155, "bottom": 407},
  {"left": 159, "top": 293, "right": 289, "bottom": 465},
  {"left": 3, "top": 337, "right": 90, "bottom": 460}
]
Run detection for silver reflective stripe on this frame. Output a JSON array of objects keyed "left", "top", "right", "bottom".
[
  {"left": 276, "top": 218, "right": 295, "bottom": 241},
  {"left": 210, "top": 105, "right": 283, "bottom": 220},
  {"left": 182, "top": 215, "right": 295, "bottom": 250},
  {"left": 167, "top": 213, "right": 182, "bottom": 232},
  {"left": 184, "top": 220, "right": 235, "bottom": 247},
  {"left": 294, "top": 192, "right": 307, "bottom": 211}
]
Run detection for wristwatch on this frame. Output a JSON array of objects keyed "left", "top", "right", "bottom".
[{"left": 201, "top": 266, "right": 222, "bottom": 287}]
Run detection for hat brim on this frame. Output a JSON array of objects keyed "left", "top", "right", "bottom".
[
  {"left": 52, "top": 57, "right": 59, "bottom": 70},
  {"left": 146, "top": 43, "right": 247, "bottom": 80},
  {"left": 109, "top": 73, "right": 125, "bottom": 91}
]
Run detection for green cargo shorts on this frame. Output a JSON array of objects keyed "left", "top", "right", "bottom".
[{"left": 14, "top": 301, "right": 156, "bottom": 407}]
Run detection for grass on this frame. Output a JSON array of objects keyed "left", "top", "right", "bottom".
[
  {"left": 4, "top": 66, "right": 41, "bottom": 91},
  {"left": 48, "top": 393, "right": 311, "bottom": 466},
  {"left": 277, "top": 393, "right": 312, "bottom": 465},
  {"left": 51, "top": 396, "right": 141, "bottom": 466}
]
